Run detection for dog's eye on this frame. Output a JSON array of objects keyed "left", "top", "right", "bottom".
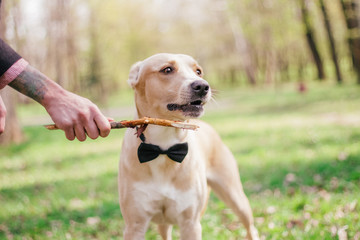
[
  {"left": 161, "top": 67, "right": 173, "bottom": 74},
  {"left": 196, "top": 69, "right": 202, "bottom": 76}
]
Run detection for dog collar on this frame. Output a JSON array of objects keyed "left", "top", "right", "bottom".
[{"left": 136, "top": 129, "right": 188, "bottom": 163}]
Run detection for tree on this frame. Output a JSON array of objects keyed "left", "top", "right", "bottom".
[
  {"left": 339, "top": 0, "right": 360, "bottom": 83},
  {"left": 225, "top": 0, "right": 257, "bottom": 85},
  {"left": 45, "top": 0, "right": 79, "bottom": 91},
  {"left": 87, "top": 5, "right": 105, "bottom": 102},
  {"left": 0, "top": 0, "right": 24, "bottom": 145},
  {"left": 299, "top": 0, "right": 326, "bottom": 80},
  {"left": 319, "top": 0, "right": 343, "bottom": 83}
]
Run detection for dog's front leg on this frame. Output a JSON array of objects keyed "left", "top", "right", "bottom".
[
  {"left": 123, "top": 219, "right": 150, "bottom": 240},
  {"left": 179, "top": 220, "right": 202, "bottom": 240},
  {"left": 158, "top": 224, "right": 173, "bottom": 240}
]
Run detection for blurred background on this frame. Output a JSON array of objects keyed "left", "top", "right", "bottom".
[
  {"left": 1, "top": 0, "right": 360, "bottom": 144},
  {"left": 1, "top": 0, "right": 360, "bottom": 239}
]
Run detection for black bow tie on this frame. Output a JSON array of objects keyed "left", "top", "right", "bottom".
[{"left": 137, "top": 142, "right": 188, "bottom": 163}]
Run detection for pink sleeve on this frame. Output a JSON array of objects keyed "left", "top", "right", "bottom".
[{"left": 0, "top": 58, "right": 29, "bottom": 89}]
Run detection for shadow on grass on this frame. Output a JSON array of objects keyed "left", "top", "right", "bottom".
[
  {"left": 240, "top": 153, "right": 360, "bottom": 195},
  {"left": 0, "top": 149, "right": 120, "bottom": 173},
  {"left": 1, "top": 127, "right": 62, "bottom": 155},
  {"left": 0, "top": 171, "right": 123, "bottom": 238},
  {"left": 1, "top": 153, "right": 359, "bottom": 238}
]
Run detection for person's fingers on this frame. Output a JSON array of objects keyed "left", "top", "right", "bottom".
[
  {"left": 43, "top": 90, "right": 112, "bottom": 141},
  {"left": 74, "top": 124, "right": 87, "bottom": 141},
  {"left": 0, "top": 112, "right": 5, "bottom": 134},
  {"left": 64, "top": 126, "right": 76, "bottom": 141},
  {"left": 84, "top": 120, "right": 100, "bottom": 140},
  {"left": 94, "top": 114, "right": 111, "bottom": 138},
  {"left": 0, "top": 116, "right": 5, "bottom": 134}
]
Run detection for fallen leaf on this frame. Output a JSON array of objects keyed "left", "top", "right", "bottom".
[
  {"left": 266, "top": 206, "right": 276, "bottom": 215},
  {"left": 330, "top": 177, "right": 339, "bottom": 190},
  {"left": 273, "top": 188, "right": 282, "bottom": 197},
  {"left": 301, "top": 185, "right": 318, "bottom": 194},
  {"left": 331, "top": 225, "right": 337, "bottom": 237},
  {"left": 354, "top": 232, "right": 360, "bottom": 240},
  {"left": 86, "top": 216, "right": 100, "bottom": 226},
  {"left": 46, "top": 231, "right": 53, "bottom": 238},
  {"left": 335, "top": 207, "right": 345, "bottom": 220},
  {"left": 268, "top": 222, "right": 275, "bottom": 229},
  {"left": 255, "top": 217, "right": 265, "bottom": 225},
  {"left": 284, "top": 173, "right": 296, "bottom": 186},
  {"left": 303, "top": 212, "right": 311, "bottom": 220},
  {"left": 69, "top": 198, "right": 85, "bottom": 209},
  {"left": 337, "top": 225, "right": 348, "bottom": 240},
  {"left": 345, "top": 200, "right": 357, "bottom": 213},
  {"left": 282, "top": 231, "right": 289, "bottom": 237},
  {"left": 337, "top": 152, "right": 348, "bottom": 161},
  {"left": 287, "top": 187, "right": 296, "bottom": 196},
  {"left": 226, "top": 222, "right": 240, "bottom": 231},
  {"left": 65, "top": 232, "right": 72, "bottom": 240},
  {"left": 286, "top": 219, "right": 304, "bottom": 229},
  {"left": 318, "top": 189, "right": 331, "bottom": 201},
  {"left": 313, "top": 174, "right": 322, "bottom": 183}
]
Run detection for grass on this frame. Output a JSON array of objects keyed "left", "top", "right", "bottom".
[{"left": 1, "top": 82, "right": 360, "bottom": 239}]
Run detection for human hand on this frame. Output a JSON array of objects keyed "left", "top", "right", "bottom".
[
  {"left": 8, "top": 64, "right": 111, "bottom": 141},
  {"left": 43, "top": 89, "right": 111, "bottom": 141},
  {"left": 0, "top": 96, "right": 6, "bottom": 134}
]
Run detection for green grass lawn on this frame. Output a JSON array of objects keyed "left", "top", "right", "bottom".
[{"left": 1, "top": 82, "right": 360, "bottom": 239}]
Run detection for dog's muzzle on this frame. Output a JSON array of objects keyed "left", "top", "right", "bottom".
[
  {"left": 190, "top": 80, "right": 210, "bottom": 98},
  {"left": 167, "top": 79, "right": 210, "bottom": 118}
]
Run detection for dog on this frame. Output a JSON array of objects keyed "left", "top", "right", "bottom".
[{"left": 118, "top": 53, "right": 259, "bottom": 240}]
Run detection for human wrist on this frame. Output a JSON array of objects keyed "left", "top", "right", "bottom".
[{"left": 40, "top": 80, "right": 68, "bottom": 109}]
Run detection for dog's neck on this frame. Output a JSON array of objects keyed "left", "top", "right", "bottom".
[{"left": 135, "top": 113, "right": 188, "bottom": 150}]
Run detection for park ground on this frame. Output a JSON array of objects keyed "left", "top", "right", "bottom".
[{"left": 1, "top": 82, "right": 360, "bottom": 239}]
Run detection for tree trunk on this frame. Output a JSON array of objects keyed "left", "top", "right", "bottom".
[
  {"left": 265, "top": 50, "right": 277, "bottom": 85},
  {"left": 299, "top": 0, "right": 326, "bottom": 80},
  {"left": 46, "top": 0, "right": 66, "bottom": 87},
  {"left": 339, "top": 0, "right": 360, "bottom": 83},
  {"left": 319, "top": 0, "right": 343, "bottom": 83},
  {"left": 46, "top": 0, "right": 79, "bottom": 91},
  {"left": 88, "top": 7, "right": 106, "bottom": 102},
  {"left": 0, "top": 89, "right": 24, "bottom": 145},
  {"left": 225, "top": 1, "right": 257, "bottom": 85},
  {"left": 0, "top": 0, "right": 24, "bottom": 145}
]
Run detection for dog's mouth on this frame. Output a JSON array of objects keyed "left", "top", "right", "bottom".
[{"left": 167, "top": 100, "right": 205, "bottom": 117}]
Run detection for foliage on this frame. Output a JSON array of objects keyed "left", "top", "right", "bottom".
[
  {"left": 2, "top": 0, "right": 359, "bottom": 101},
  {"left": 1, "top": 83, "right": 360, "bottom": 239}
]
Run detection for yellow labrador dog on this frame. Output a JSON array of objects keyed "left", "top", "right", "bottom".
[{"left": 118, "top": 53, "right": 259, "bottom": 240}]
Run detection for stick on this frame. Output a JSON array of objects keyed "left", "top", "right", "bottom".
[{"left": 44, "top": 117, "right": 199, "bottom": 131}]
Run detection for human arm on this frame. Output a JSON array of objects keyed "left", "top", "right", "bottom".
[
  {"left": 0, "top": 38, "right": 110, "bottom": 140},
  {"left": 8, "top": 65, "right": 111, "bottom": 141}
]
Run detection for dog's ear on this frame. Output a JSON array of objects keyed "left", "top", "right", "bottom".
[{"left": 128, "top": 61, "right": 142, "bottom": 89}]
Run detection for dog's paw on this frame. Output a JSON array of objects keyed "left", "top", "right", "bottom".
[{"left": 247, "top": 225, "right": 260, "bottom": 240}]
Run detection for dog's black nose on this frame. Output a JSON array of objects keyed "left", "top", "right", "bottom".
[{"left": 191, "top": 80, "right": 210, "bottom": 97}]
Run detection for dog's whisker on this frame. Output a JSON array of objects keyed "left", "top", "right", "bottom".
[
  {"left": 210, "top": 96, "right": 219, "bottom": 106},
  {"left": 210, "top": 88, "right": 220, "bottom": 98}
]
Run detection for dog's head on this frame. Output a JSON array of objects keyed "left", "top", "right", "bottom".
[{"left": 128, "top": 53, "right": 211, "bottom": 121}]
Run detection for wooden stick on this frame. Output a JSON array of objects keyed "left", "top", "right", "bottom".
[{"left": 44, "top": 117, "right": 199, "bottom": 131}]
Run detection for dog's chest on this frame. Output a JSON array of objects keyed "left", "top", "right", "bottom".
[
  {"left": 134, "top": 179, "right": 196, "bottom": 210},
  {"left": 133, "top": 157, "right": 206, "bottom": 223}
]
